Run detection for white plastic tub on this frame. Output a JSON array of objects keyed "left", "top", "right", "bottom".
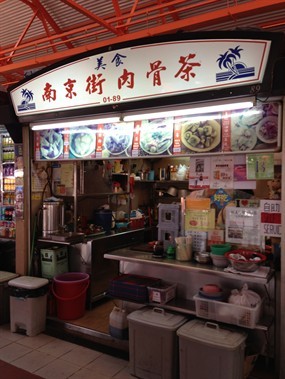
[
  {"left": 177, "top": 319, "right": 247, "bottom": 379},
  {"left": 127, "top": 307, "right": 187, "bottom": 379},
  {"left": 194, "top": 294, "right": 263, "bottom": 329}
]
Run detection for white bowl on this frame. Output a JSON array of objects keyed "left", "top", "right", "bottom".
[{"left": 210, "top": 253, "right": 229, "bottom": 268}]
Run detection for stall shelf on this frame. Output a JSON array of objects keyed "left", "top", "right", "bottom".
[{"left": 104, "top": 248, "right": 274, "bottom": 332}]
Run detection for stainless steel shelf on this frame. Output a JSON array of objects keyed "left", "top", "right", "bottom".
[
  {"left": 105, "top": 248, "right": 274, "bottom": 331},
  {"left": 104, "top": 248, "right": 273, "bottom": 285}
]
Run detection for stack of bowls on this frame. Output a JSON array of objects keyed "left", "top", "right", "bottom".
[{"left": 210, "top": 243, "right": 231, "bottom": 268}]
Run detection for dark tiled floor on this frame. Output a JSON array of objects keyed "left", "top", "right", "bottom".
[{"left": 0, "top": 359, "right": 42, "bottom": 378}]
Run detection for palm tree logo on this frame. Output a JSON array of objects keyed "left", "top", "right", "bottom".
[
  {"left": 20, "top": 88, "right": 34, "bottom": 109},
  {"left": 216, "top": 45, "right": 253, "bottom": 81}
]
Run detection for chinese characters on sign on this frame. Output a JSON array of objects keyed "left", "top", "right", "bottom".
[
  {"left": 41, "top": 52, "right": 200, "bottom": 106},
  {"left": 11, "top": 39, "right": 271, "bottom": 116},
  {"left": 260, "top": 200, "right": 281, "bottom": 237}
]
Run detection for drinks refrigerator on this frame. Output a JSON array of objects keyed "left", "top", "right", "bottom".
[{"left": 0, "top": 131, "right": 15, "bottom": 239}]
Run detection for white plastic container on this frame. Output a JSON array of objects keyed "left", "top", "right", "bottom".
[
  {"left": 109, "top": 306, "right": 128, "bottom": 340},
  {"left": 194, "top": 294, "right": 263, "bottom": 329},
  {"left": 177, "top": 319, "right": 247, "bottom": 379},
  {"left": 127, "top": 307, "right": 187, "bottom": 379},
  {"left": 147, "top": 282, "right": 177, "bottom": 304},
  {"left": 8, "top": 276, "right": 49, "bottom": 336}
]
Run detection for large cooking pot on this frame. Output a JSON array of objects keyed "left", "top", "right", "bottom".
[
  {"left": 93, "top": 209, "right": 114, "bottom": 233},
  {"left": 42, "top": 199, "right": 64, "bottom": 237}
]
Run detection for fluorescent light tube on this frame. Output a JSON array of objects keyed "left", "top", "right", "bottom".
[
  {"left": 123, "top": 101, "right": 254, "bottom": 122},
  {"left": 31, "top": 116, "right": 121, "bottom": 130}
]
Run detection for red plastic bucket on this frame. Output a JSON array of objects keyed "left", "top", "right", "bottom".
[{"left": 52, "top": 272, "right": 89, "bottom": 320}]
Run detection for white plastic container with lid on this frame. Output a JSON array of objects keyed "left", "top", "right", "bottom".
[
  {"left": 177, "top": 319, "right": 247, "bottom": 379},
  {"left": 8, "top": 276, "right": 49, "bottom": 290},
  {"left": 127, "top": 306, "right": 187, "bottom": 379},
  {"left": 8, "top": 276, "right": 49, "bottom": 336}
]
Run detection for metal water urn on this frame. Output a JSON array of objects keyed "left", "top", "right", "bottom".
[{"left": 42, "top": 199, "right": 64, "bottom": 237}]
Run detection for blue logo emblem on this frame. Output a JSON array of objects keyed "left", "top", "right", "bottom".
[
  {"left": 216, "top": 45, "right": 255, "bottom": 82},
  {"left": 17, "top": 88, "right": 36, "bottom": 112}
]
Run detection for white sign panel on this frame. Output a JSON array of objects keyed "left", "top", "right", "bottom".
[
  {"left": 225, "top": 206, "right": 261, "bottom": 246},
  {"left": 10, "top": 39, "right": 271, "bottom": 117},
  {"left": 260, "top": 199, "right": 282, "bottom": 237},
  {"left": 210, "top": 155, "right": 234, "bottom": 189}
]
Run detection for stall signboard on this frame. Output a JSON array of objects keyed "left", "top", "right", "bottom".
[
  {"left": 33, "top": 100, "right": 281, "bottom": 160},
  {"left": 10, "top": 39, "right": 271, "bottom": 117}
]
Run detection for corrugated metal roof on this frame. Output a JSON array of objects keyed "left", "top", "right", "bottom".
[{"left": 0, "top": 0, "right": 283, "bottom": 88}]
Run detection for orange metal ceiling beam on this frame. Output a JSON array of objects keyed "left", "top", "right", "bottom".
[
  {"left": 23, "top": 0, "right": 75, "bottom": 49},
  {"left": 0, "top": 0, "right": 229, "bottom": 62},
  {"left": 1, "top": 0, "right": 284, "bottom": 78},
  {"left": 0, "top": 0, "right": 222, "bottom": 63},
  {"left": 61, "top": 0, "right": 123, "bottom": 35},
  {"left": 5, "top": 8, "right": 38, "bottom": 64}
]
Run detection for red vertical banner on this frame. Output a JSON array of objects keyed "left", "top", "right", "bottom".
[
  {"left": 221, "top": 111, "right": 231, "bottom": 152},
  {"left": 132, "top": 121, "right": 141, "bottom": 157},
  {"left": 63, "top": 129, "right": 69, "bottom": 159},
  {"left": 95, "top": 124, "right": 104, "bottom": 158},
  {"left": 173, "top": 117, "right": 182, "bottom": 154},
  {"left": 34, "top": 132, "right": 41, "bottom": 160}
]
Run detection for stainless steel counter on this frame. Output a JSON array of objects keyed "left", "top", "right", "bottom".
[{"left": 69, "top": 229, "right": 147, "bottom": 307}]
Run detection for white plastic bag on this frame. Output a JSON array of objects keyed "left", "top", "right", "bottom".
[{"left": 228, "top": 283, "right": 261, "bottom": 308}]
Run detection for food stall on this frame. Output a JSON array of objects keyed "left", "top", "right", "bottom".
[{"left": 7, "top": 30, "right": 285, "bottom": 377}]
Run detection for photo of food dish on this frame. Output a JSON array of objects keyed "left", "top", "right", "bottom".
[
  {"left": 140, "top": 118, "right": 173, "bottom": 155},
  {"left": 236, "top": 107, "right": 263, "bottom": 128},
  {"left": 40, "top": 129, "right": 63, "bottom": 159},
  {"left": 181, "top": 118, "right": 221, "bottom": 152},
  {"left": 231, "top": 125, "right": 257, "bottom": 151},
  {"left": 69, "top": 127, "right": 96, "bottom": 157},
  {"left": 256, "top": 116, "right": 278, "bottom": 143},
  {"left": 103, "top": 123, "right": 133, "bottom": 155}
]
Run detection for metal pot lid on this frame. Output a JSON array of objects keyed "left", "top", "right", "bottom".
[{"left": 166, "top": 186, "right": 178, "bottom": 196}]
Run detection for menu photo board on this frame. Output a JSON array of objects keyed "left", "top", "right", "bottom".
[
  {"left": 131, "top": 117, "right": 175, "bottom": 157},
  {"left": 68, "top": 126, "right": 96, "bottom": 159},
  {"left": 34, "top": 101, "right": 281, "bottom": 161},
  {"left": 173, "top": 113, "right": 222, "bottom": 155},
  {"left": 97, "top": 122, "right": 134, "bottom": 158},
  {"left": 34, "top": 126, "right": 97, "bottom": 160},
  {"left": 222, "top": 102, "right": 281, "bottom": 153}
]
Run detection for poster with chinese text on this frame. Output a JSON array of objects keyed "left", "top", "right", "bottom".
[
  {"left": 260, "top": 200, "right": 281, "bottom": 237},
  {"left": 189, "top": 156, "right": 211, "bottom": 189},
  {"left": 210, "top": 155, "right": 234, "bottom": 189},
  {"left": 225, "top": 206, "right": 261, "bottom": 245}
]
